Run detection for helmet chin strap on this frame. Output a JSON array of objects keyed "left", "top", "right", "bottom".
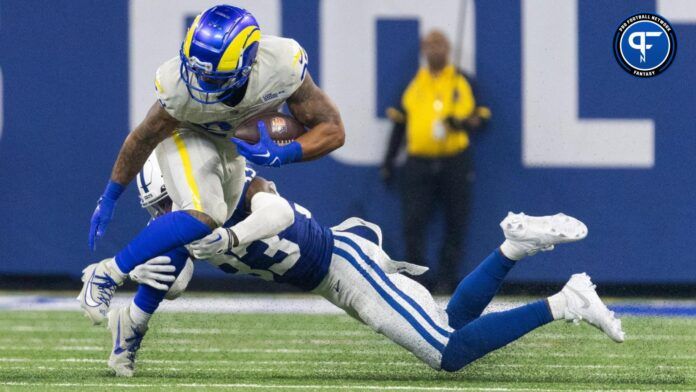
[{"left": 219, "top": 78, "right": 249, "bottom": 107}]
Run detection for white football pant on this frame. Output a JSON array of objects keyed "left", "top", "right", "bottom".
[{"left": 155, "top": 128, "right": 246, "bottom": 225}]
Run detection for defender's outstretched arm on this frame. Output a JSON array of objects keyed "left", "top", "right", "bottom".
[
  {"left": 189, "top": 177, "right": 293, "bottom": 259},
  {"left": 287, "top": 73, "right": 345, "bottom": 161}
]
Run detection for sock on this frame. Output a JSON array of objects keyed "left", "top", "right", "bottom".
[
  {"left": 129, "top": 302, "right": 152, "bottom": 328},
  {"left": 446, "top": 249, "right": 515, "bottom": 329},
  {"left": 105, "top": 258, "right": 127, "bottom": 282},
  {"left": 499, "top": 240, "right": 526, "bottom": 261},
  {"left": 132, "top": 246, "right": 189, "bottom": 315},
  {"left": 115, "top": 211, "right": 211, "bottom": 273},
  {"left": 546, "top": 291, "right": 567, "bottom": 320},
  {"left": 441, "top": 300, "right": 553, "bottom": 372}
]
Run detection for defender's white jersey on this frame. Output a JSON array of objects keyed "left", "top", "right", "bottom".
[{"left": 155, "top": 35, "right": 308, "bottom": 137}]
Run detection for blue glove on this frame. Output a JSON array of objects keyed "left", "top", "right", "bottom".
[
  {"left": 88, "top": 180, "right": 125, "bottom": 251},
  {"left": 231, "top": 121, "right": 303, "bottom": 167}
]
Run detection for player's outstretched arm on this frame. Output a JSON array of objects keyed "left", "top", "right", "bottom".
[
  {"left": 110, "top": 102, "right": 180, "bottom": 185},
  {"left": 189, "top": 176, "right": 294, "bottom": 259},
  {"left": 286, "top": 73, "right": 345, "bottom": 161},
  {"left": 88, "top": 102, "right": 180, "bottom": 250}
]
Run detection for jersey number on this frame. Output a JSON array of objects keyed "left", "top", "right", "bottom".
[{"left": 221, "top": 236, "right": 300, "bottom": 281}]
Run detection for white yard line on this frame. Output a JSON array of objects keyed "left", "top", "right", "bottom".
[
  {"left": 2, "top": 294, "right": 695, "bottom": 315},
  {"left": 0, "top": 357, "right": 691, "bottom": 370},
  {"left": 0, "top": 337, "right": 388, "bottom": 346},
  {"left": 506, "top": 351, "right": 696, "bottom": 360},
  {"left": 0, "top": 338, "right": 390, "bottom": 347},
  {"left": 155, "top": 327, "right": 370, "bottom": 336},
  {"left": 0, "top": 346, "right": 449, "bottom": 357},
  {"left": 0, "top": 346, "right": 377, "bottom": 354},
  {"left": 1, "top": 344, "right": 696, "bottom": 360},
  {"left": 525, "top": 333, "right": 696, "bottom": 341},
  {"left": 0, "top": 295, "right": 344, "bottom": 314},
  {"left": 3, "top": 323, "right": 694, "bottom": 339},
  {"left": 0, "top": 347, "right": 685, "bottom": 360},
  {"left": 0, "top": 381, "right": 651, "bottom": 392}
]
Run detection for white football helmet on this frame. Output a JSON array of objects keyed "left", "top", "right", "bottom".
[{"left": 137, "top": 154, "right": 171, "bottom": 218}]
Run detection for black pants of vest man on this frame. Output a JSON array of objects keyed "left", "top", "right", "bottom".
[{"left": 399, "top": 149, "right": 473, "bottom": 294}]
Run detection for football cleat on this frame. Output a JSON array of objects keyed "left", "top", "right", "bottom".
[
  {"left": 560, "top": 273, "right": 625, "bottom": 343},
  {"left": 499, "top": 212, "right": 588, "bottom": 260},
  {"left": 76, "top": 258, "right": 125, "bottom": 325},
  {"left": 107, "top": 305, "right": 148, "bottom": 377}
]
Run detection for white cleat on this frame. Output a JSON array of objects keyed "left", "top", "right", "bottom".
[
  {"left": 76, "top": 258, "right": 124, "bottom": 325},
  {"left": 561, "top": 273, "right": 625, "bottom": 343},
  {"left": 500, "top": 212, "right": 588, "bottom": 260},
  {"left": 107, "top": 305, "right": 148, "bottom": 377}
]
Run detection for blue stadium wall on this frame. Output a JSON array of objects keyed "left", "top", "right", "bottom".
[{"left": 1, "top": 0, "right": 694, "bottom": 285}]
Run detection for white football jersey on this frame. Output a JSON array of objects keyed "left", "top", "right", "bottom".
[{"left": 155, "top": 35, "right": 308, "bottom": 137}]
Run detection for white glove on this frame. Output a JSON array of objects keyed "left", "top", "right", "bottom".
[
  {"left": 189, "top": 227, "right": 233, "bottom": 259},
  {"left": 129, "top": 255, "right": 176, "bottom": 291}
]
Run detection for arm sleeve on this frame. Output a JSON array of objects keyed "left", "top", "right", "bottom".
[
  {"left": 447, "top": 71, "right": 479, "bottom": 132},
  {"left": 383, "top": 84, "right": 411, "bottom": 169},
  {"left": 452, "top": 74, "right": 476, "bottom": 120},
  {"left": 230, "top": 192, "right": 295, "bottom": 245},
  {"left": 383, "top": 120, "right": 406, "bottom": 169}
]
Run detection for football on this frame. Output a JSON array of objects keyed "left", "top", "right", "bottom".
[{"left": 233, "top": 112, "right": 307, "bottom": 145}]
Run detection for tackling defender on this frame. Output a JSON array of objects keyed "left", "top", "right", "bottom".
[
  {"left": 104, "top": 156, "right": 624, "bottom": 376},
  {"left": 79, "top": 5, "right": 344, "bottom": 324}
]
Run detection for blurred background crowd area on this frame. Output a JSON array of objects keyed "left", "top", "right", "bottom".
[{"left": 0, "top": 0, "right": 694, "bottom": 296}]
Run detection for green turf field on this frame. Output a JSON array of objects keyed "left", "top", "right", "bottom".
[{"left": 0, "top": 311, "right": 693, "bottom": 391}]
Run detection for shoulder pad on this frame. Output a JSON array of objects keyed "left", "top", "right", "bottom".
[{"left": 154, "top": 57, "right": 189, "bottom": 121}]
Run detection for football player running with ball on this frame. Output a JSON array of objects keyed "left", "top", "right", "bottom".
[
  {"left": 78, "top": 5, "right": 344, "bottom": 324},
  {"left": 104, "top": 156, "right": 624, "bottom": 376}
]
